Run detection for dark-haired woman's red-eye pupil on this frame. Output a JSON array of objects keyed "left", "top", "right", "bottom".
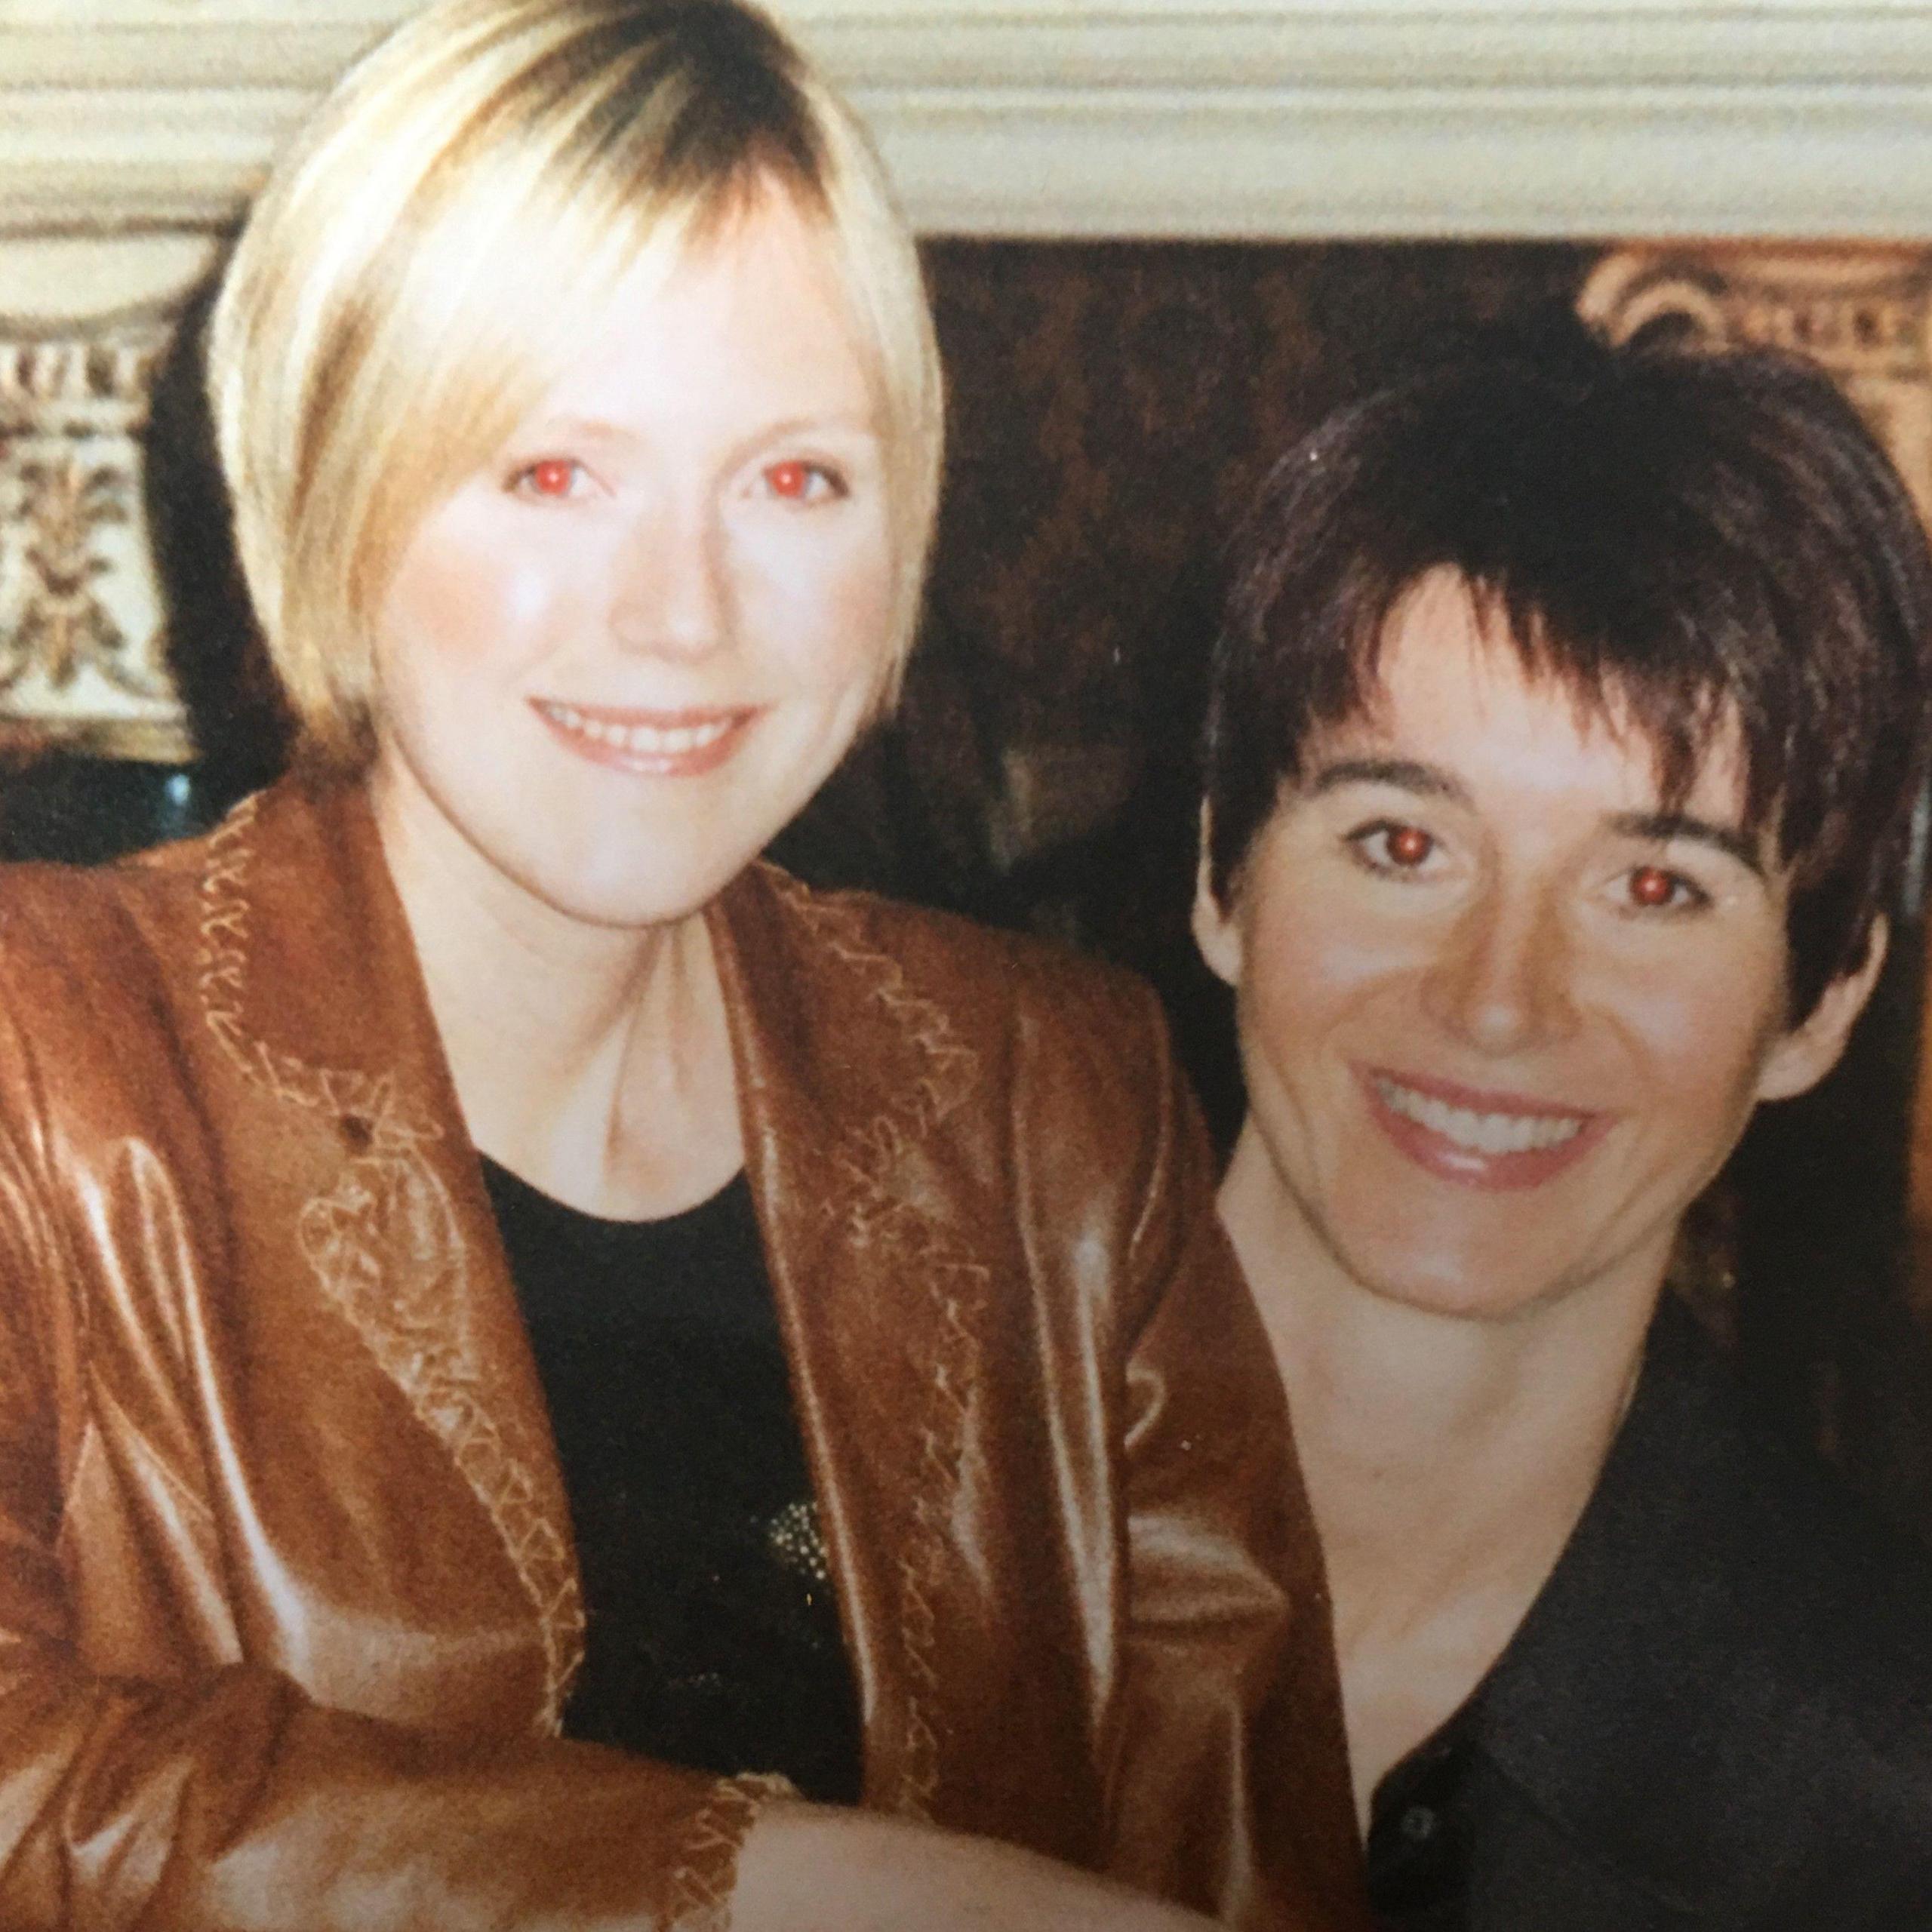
[
  {"left": 1388, "top": 826, "right": 1432, "bottom": 866},
  {"left": 1630, "top": 866, "right": 1675, "bottom": 906}
]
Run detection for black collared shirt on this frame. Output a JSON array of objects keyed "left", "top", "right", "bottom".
[
  {"left": 1366, "top": 1703, "right": 1478, "bottom": 1930},
  {"left": 1363, "top": 1296, "right": 1932, "bottom": 1931}
]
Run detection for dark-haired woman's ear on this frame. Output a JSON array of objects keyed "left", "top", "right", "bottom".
[
  {"left": 1191, "top": 801, "right": 1244, "bottom": 988},
  {"left": 1755, "top": 915, "right": 1890, "bottom": 1104}
]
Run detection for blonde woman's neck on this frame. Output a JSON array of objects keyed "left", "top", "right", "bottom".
[{"left": 368, "top": 757, "right": 744, "bottom": 1220}]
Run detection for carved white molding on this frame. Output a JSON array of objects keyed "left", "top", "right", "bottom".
[
  {"left": 6, "top": 2, "right": 1932, "bottom": 242},
  {"left": 0, "top": 330, "right": 192, "bottom": 760},
  {"left": 799, "top": 2, "right": 1932, "bottom": 242}
]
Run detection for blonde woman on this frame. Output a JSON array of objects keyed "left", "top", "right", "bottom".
[{"left": 0, "top": 4, "right": 1364, "bottom": 1930}]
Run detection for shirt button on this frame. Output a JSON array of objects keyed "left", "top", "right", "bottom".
[{"left": 1401, "top": 1804, "right": 1439, "bottom": 1844}]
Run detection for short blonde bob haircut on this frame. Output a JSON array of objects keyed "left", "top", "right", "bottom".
[{"left": 209, "top": 0, "right": 944, "bottom": 765}]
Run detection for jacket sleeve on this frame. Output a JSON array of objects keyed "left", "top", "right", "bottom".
[
  {"left": 1100, "top": 986, "right": 1371, "bottom": 1932},
  {"left": 0, "top": 1106, "right": 780, "bottom": 1932}
]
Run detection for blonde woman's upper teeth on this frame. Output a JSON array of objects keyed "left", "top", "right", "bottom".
[
  {"left": 547, "top": 705, "right": 734, "bottom": 754},
  {"left": 1375, "top": 1075, "right": 1585, "bottom": 1155}
]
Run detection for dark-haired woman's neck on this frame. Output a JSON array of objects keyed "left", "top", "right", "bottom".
[{"left": 1217, "top": 1117, "right": 1654, "bottom": 1829}]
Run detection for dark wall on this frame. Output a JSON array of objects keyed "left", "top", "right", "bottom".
[{"left": 11, "top": 235, "right": 1929, "bottom": 1542}]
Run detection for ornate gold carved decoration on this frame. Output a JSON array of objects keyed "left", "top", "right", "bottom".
[
  {"left": 1580, "top": 247, "right": 1932, "bottom": 520},
  {"left": 0, "top": 330, "right": 192, "bottom": 762}
]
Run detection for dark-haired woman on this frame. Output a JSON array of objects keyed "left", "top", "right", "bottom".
[{"left": 1195, "top": 337, "right": 1932, "bottom": 1928}]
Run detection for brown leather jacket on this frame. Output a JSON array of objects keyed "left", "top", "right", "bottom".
[{"left": 0, "top": 777, "right": 1364, "bottom": 1932}]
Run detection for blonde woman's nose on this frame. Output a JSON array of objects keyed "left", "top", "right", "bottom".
[{"left": 608, "top": 496, "right": 728, "bottom": 658}]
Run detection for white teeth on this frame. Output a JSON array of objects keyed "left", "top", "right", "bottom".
[
  {"left": 1374, "top": 1076, "right": 1586, "bottom": 1155},
  {"left": 543, "top": 704, "right": 736, "bottom": 757}
]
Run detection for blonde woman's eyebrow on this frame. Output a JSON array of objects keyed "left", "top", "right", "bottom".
[
  {"left": 504, "top": 414, "right": 635, "bottom": 450},
  {"left": 510, "top": 411, "right": 881, "bottom": 457},
  {"left": 743, "top": 411, "right": 883, "bottom": 444}
]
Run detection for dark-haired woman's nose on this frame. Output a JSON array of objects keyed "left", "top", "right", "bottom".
[{"left": 1420, "top": 875, "right": 1579, "bottom": 1057}]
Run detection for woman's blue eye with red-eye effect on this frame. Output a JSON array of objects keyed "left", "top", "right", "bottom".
[
  {"left": 518, "top": 458, "right": 582, "bottom": 500},
  {"left": 761, "top": 459, "right": 841, "bottom": 502}
]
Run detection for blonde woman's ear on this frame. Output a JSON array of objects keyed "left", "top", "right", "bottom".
[{"left": 1755, "top": 914, "right": 1890, "bottom": 1104}]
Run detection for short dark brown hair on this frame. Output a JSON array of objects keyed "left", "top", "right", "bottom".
[{"left": 1202, "top": 332, "right": 1932, "bottom": 1017}]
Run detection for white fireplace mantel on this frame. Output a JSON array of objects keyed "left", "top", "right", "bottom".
[{"left": 4, "top": 2, "right": 1932, "bottom": 250}]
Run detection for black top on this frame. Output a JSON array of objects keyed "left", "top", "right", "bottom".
[
  {"left": 1365, "top": 1295, "right": 1932, "bottom": 1930},
  {"left": 481, "top": 1158, "right": 863, "bottom": 1803}
]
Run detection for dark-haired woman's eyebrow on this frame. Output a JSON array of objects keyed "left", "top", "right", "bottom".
[
  {"left": 1611, "top": 810, "right": 1765, "bottom": 878},
  {"left": 1301, "top": 757, "right": 1469, "bottom": 804}
]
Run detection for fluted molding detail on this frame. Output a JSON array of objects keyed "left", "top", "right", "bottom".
[
  {"left": 0, "top": 310, "right": 202, "bottom": 761},
  {"left": 8, "top": 4, "right": 1932, "bottom": 242}
]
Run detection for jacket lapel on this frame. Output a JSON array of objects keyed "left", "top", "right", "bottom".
[
  {"left": 710, "top": 863, "right": 989, "bottom": 1817},
  {"left": 193, "top": 777, "right": 586, "bottom": 1732},
  {"left": 1473, "top": 1301, "right": 1816, "bottom": 1917}
]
